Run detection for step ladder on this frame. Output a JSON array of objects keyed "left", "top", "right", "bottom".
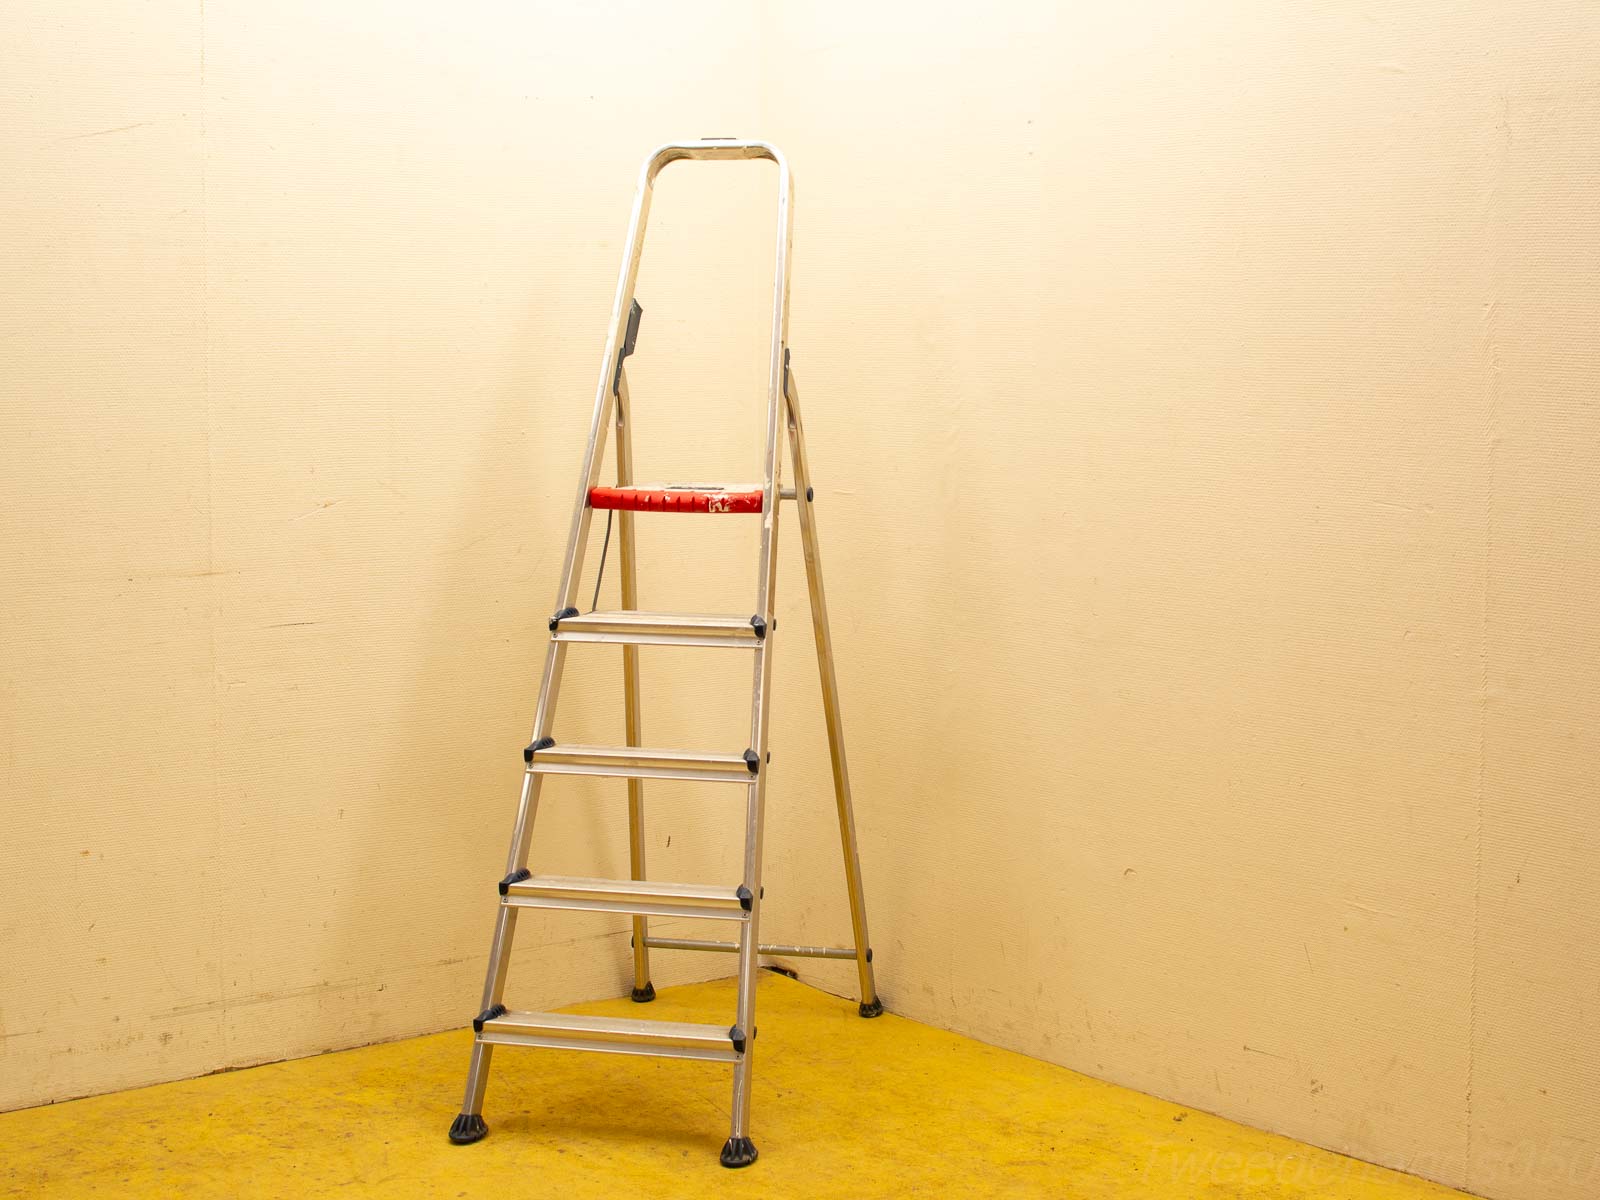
[{"left": 448, "top": 139, "right": 882, "bottom": 1169}]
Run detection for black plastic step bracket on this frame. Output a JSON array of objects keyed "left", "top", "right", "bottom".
[
  {"left": 549, "top": 606, "right": 579, "bottom": 631},
  {"left": 523, "top": 735, "right": 555, "bottom": 764},
  {"left": 498, "top": 868, "right": 530, "bottom": 896},
  {"left": 473, "top": 1003, "right": 507, "bottom": 1033}
]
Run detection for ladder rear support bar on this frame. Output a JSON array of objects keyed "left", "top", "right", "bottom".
[{"left": 645, "top": 936, "right": 859, "bottom": 961}]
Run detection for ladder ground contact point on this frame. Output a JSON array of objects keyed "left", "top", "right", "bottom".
[
  {"left": 448, "top": 1113, "right": 488, "bottom": 1144},
  {"left": 720, "top": 1136, "right": 759, "bottom": 1168}
]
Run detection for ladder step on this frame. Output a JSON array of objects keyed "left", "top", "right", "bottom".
[
  {"left": 552, "top": 610, "right": 764, "bottom": 649},
  {"left": 526, "top": 743, "right": 758, "bottom": 783},
  {"left": 589, "top": 484, "right": 764, "bottom": 514},
  {"left": 476, "top": 1009, "right": 741, "bottom": 1063},
  {"left": 502, "top": 873, "right": 752, "bottom": 921}
]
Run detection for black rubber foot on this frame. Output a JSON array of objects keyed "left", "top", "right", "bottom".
[
  {"left": 631, "top": 982, "right": 656, "bottom": 1003},
  {"left": 448, "top": 1113, "right": 488, "bottom": 1144},
  {"left": 720, "top": 1136, "right": 759, "bottom": 1168},
  {"left": 859, "top": 997, "right": 884, "bottom": 1018}
]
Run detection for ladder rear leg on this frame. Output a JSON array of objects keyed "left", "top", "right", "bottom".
[
  {"left": 616, "top": 374, "right": 654, "bottom": 1002},
  {"left": 626, "top": 781, "right": 653, "bottom": 1002},
  {"left": 784, "top": 364, "right": 882, "bottom": 1015}
]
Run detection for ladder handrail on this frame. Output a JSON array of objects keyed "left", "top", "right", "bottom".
[
  {"left": 585, "top": 138, "right": 794, "bottom": 622},
  {"left": 642, "top": 138, "right": 790, "bottom": 179}
]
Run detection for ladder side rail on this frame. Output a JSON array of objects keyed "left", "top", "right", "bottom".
[
  {"left": 501, "top": 152, "right": 660, "bottom": 878},
  {"left": 457, "top": 148, "right": 665, "bottom": 1137},
  {"left": 726, "top": 143, "right": 796, "bottom": 1161}
]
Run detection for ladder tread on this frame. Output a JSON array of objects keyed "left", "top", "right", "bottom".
[
  {"left": 589, "top": 484, "right": 764, "bottom": 514},
  {"left": 527, "top": 743, "right": 757, "bottom": 783},
  {"left": 502, "top": 873, "right": 751, "bottom": 921},
  {"left": 477, "top": 1008, "right": 740, "bottom": 1062},
  {"left": 553, "top": 610, "right": 762, "bottom": 648}
]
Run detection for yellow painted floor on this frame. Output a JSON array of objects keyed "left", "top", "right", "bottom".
[{"left": 3, "top": 974, "right": 1469, "bottom": 1199}]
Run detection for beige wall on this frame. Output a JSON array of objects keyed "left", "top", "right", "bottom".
[
  {"left": 3, "top": 4, "right": 1597, "bottom": 1200},
  {"left": 1, "top": 0, "right": 770, "bottom": 1115}
]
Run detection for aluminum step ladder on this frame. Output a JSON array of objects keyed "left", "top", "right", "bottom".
[{"left": 448, "top": 139, "right": 882, "bottom": 1169}]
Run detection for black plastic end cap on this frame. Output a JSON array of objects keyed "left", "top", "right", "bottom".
[
  {"left": 806, "top": 485, "right": 814, "bottom": 502},
  {"left": 742, "top": 749, "right": 760, "bottom": 774},
  {"left": 866, "top": 947, "right": 874, "bottom": 963},
  {"left": 549, "top": 606, "right": 579, "bottom": 632},
  {"left": 472, "top": 1003, "right": 507, "bottom": 1033},
  {"left": 736, "top": 885, "right": 754, "bottom": 912},
  {"left": 720, "top": 1136, "right": 758, "bottom": 1169},
  {"left": 449, "top": 1113, "right": 488, "bottom": 1145},
  {"left": 859, "top": 997, "right": 885, "bottom": 1019},
  {"left": 630, "top": 982, "right": 656, "bottom": 1003},
  {"left": 728, "top": 1024, "right": 747, "bottom": 1053},
  {"left": 750, "top": 614, "right": 767, "bottom": 640},
  {"left": 498, "top": 868, "right": 530, "bottom": 896},
  {"left": 523, "top": 735, "right": 555, "bottom": 764}
]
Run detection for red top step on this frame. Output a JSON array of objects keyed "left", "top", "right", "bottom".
[{"left": 589, "top": 484, "right": 764, "bottom": 514}]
